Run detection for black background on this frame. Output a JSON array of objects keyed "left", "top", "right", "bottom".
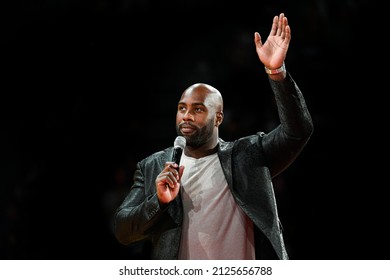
[{"left": 1, "top": 0, "right": 385, "bottom": 260}]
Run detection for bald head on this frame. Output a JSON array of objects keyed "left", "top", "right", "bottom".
[{"left": 181, "top": 83, "right": 223, "bottom": 112}]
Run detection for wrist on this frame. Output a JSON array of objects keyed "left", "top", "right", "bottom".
[{"left": 264, "top": 62, "right": 285, "bottom": 75}]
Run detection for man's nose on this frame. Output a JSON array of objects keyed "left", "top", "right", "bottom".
[{"left": 183, "top": 110, "right": 194, "bottom": 121}]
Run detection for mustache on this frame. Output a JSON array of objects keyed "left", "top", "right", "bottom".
[{"left": 178, "top": 122, "right": 197, "bottom": 129}]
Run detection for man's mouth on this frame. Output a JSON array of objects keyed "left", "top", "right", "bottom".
[{"left": 180, "top": 123, "right": 196, "bottom": 134}]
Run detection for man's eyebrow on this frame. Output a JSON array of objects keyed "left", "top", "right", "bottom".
[{"left": 178, "top": 101, "right": 206, "bottom": 106}]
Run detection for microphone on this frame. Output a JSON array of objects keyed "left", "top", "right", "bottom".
[{"left": 172, "top": 136, "right": 186, "bottom": 167}]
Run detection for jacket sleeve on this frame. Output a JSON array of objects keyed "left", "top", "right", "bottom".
[
  {"left": 113, "top": 160, "right": 167, "bottom": 245},
  {"left": 262, "top": 72, "right": 314, "bottom": 178}
]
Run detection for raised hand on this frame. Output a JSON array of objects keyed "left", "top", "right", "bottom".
[{"left": 254, "top": 13, "right": 291, "bottom": 70}]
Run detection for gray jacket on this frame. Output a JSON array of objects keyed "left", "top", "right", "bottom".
[{"left": 114, "top": 73, "right": 314, "bottom": 259}]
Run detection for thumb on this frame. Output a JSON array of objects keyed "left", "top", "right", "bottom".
[{"left": 254, "top": 32, "right": 263, "bottom": 48}]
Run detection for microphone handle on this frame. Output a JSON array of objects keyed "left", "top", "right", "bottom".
[{"left": 172, "top": 147, "right": 183, "bottom": 167}]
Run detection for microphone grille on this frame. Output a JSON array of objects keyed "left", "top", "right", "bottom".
[{"left": 174, "top": 136, "right": 186, "bottom": 149}]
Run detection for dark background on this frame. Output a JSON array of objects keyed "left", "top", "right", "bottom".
[{"left": 1, "top": 0, "right": 385, "bottom": 260}]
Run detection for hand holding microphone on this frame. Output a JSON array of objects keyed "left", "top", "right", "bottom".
[{"left": 156, "top": 136, "right": 186, "bottom": 206}]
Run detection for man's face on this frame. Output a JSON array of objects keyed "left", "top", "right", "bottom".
[{"left": 176, "top": 90, "right": 216, "bottom": 148}]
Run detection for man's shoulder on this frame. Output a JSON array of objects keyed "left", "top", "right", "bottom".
[
  {"left": 139, "top": 146, "right": 173, "bottom": 166},
  {"left": 218, "top": 132, "right": 266, "bottom": 150}
]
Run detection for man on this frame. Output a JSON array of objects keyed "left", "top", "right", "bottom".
[{"left": 114, "top": 13, "right": 313, "bottom": 259}]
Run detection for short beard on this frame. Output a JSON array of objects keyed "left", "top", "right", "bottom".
[{"left": 176, "top": 119, "right": 214, "bottom": 148}]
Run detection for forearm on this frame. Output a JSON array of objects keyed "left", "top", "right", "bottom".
[
  {"left": 114, "top": 190, "right": 162, "bottom": 245},
  {"left": 262, "top": 72, "right": 314, "bottom": 177},
  {"left": 269, "top": 72, "right": 313, "bottom": 138}
]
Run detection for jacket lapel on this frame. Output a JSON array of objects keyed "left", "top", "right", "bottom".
[{"left": 217, "top": 139, "right": 234, "bottom": 191}]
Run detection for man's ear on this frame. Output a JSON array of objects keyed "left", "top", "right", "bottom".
[{"left": 215, "top": 111, "right": 224, "bottom": 126}]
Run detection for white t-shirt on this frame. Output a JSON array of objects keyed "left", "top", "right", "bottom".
[{"left": 178, "top": 153, "right": 255, "bottom": 259}]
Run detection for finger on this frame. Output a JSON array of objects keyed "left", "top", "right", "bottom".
[
  {"left": 269, "top": 15, "right": 278, "bottom": 37},
  {"left": 281, "top": 16, "right": 289, "bottom": 39},
  {"left": 178, "top": 165, "right": 185, "bottom": 178},
  {"left": 165, "top": 171, "right": 179, "bottom": 188},
  {"left": 285, "top": 25, "right": 291, "bottom": 41},
  {"left": 165, "top": 162, "right": 178, "bottom": 170},
  {"left": 254, "top": 32, "right": 262, "bottom": 48},
  {"left": 276, "top": 14, "right": 283, "bottom": 36}
]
